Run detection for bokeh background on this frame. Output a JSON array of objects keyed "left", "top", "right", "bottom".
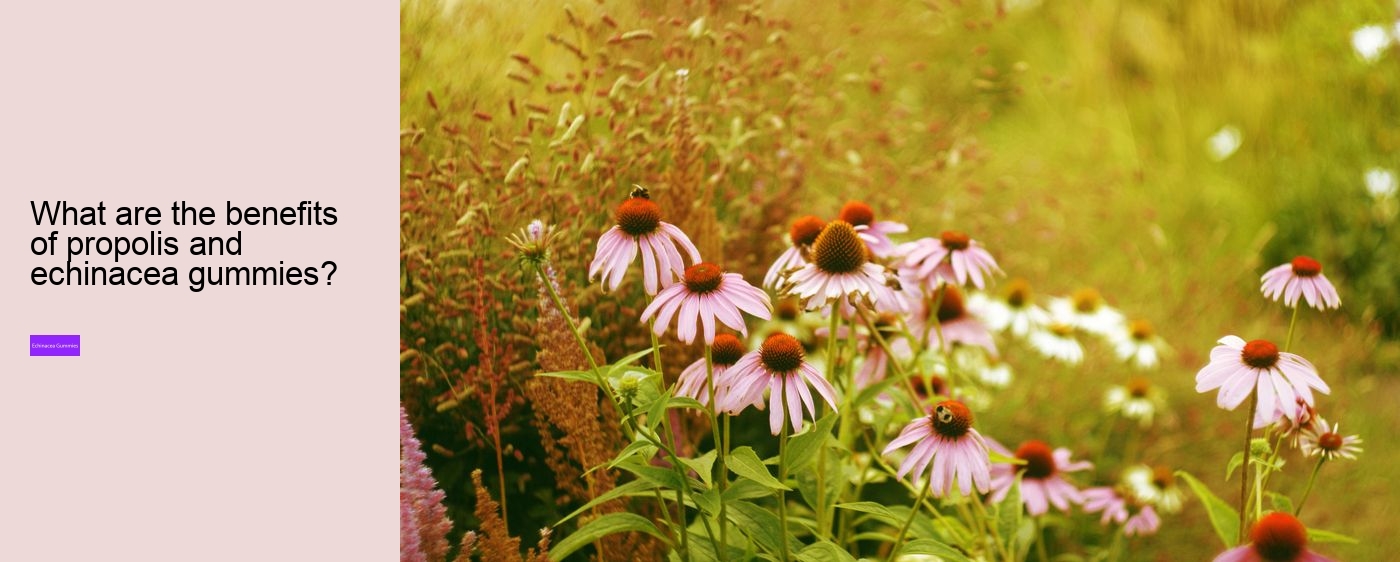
[{"left": 400, "top": 1, "right": 1400, "bottom": 559}]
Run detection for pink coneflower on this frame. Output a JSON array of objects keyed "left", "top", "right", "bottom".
[
  {"left": 854, "top": 314, "right": 913, "bottom": 389},
  {"left": 719, "top": 333, "right": 838, "bottom": 434},
  {"left": 1260, "top": 256, "right": 1341, "bottom": 310},
  {"left": 1253, "top": 397, "right": 1317, "bottom": 444},
  {"left": 903, "top": 230, "right": 1003, "bottom": 290},
  {"left": 881, "top": 400, "right": 992, "bottom": 497},
  {"left": 909, "top": 285, "right": 998, "bottom": 357},
  {"left": 764, "top": 215, "right": 825, "bottom": 290},
  {"left": 839, "top": 200, "right": 908, "bottom": 258},
  {"left": 641, "top": 263, "right": 772, "bottom": 345},
  {"left": 987, "top": 439, "right": 1092, "bottom": 516},
  {"left": 589, "top": 190, "right": 702, "bottom": 295},
  {"left": 676, "top": 334, "right": 747, "bottom": 406},
  {"left": 1081, "top": 487, "right": 1161, "bottom": 536},
  {"left": 1195, "top": 336, "right": 1330, "bottom": 421},
  {"left": 1213, "top": 512, "right": 1335, "bottom": 562},
  {"left": 1299, "top": 418, "right": 1363, "bottom": 461},
  {"left": 787, "top": 221, "right": 888, "bottom": 310}
]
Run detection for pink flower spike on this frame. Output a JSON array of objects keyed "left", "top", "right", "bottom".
[
  {"left": 1260, "top": 256, "right": 1341, "bottom": 310},
  {"left": 881, "top": 401, "right": 992, "bottom": 497},
  {"left": 716, "top": 333, "right": 838, "bottom": 434},
  {"left": 641, "top": 263, "right": 772, "bottom": 345},
  {"left": 1195, "top": 336, "right": 1329, "bottom": 421},
  {"left": 588, "top": 194, "right": 702, "bottom": 295}
]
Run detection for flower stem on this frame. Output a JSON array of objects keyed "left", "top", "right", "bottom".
[
  {"left": 888, "top": 482, "right": 932, "bottom": 560},
  {"left": 1239, "top": 389, "right": 1258, "bottom": 544},
  {"left": 777, "top": 380, "right": 792, "bottom": 562},
  {"left": 705, "top": 345, "right": 730, "bottom": 562},
  {"left": 1035, "top": 516, "right": 1050, "bottom": 562},
  {"left": 1295, "top": 457, "right": 1326, "bottom": 517},
  {"left": 1284, "top": 304, "right": 1301, "bottom": 352}
]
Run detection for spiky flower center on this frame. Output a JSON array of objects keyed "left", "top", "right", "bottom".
[
  {"left": 615, "top": 197, "right": 662, "bottom": 236},
  {"left": 1290, "top": 256, "right": 1322, "bottom": 277},
  {"left": 810, "top": 221, "right": 867, "bottom": 274},
  {"left": 760, "top": 332, "right": 805, "bottom": 373},
  {"left": 1150, "top": 466, "right": 1174, "bottom": 490},
  {"left": 935, "top": 286, "right": 966, "bottom": 323},
  {"left": 1050, "top": 323, "right": 1075, "bottom": 337},
  {"left": 776, "top": 298, "right": 801, "bottom": 321},
  {"left": 1072, "top": 288, "right": 1102, "bottom": 313},
  {"left": 790, "top": 215, "right": 826, "bottom": 246},
  {"left": 684, "top": 263, "right": 724, "bottom": 293},
  {"left": 839, "top": 200, "right": 875, "bottom": 227},
  {"left": 1004, "top": 278, "right": 1032, "bottom": 308},
  {"left": 1127, "top": 376, "right": 1153, "bottom": 398},
  {"left": 1015, "top": 440, "right": 1057, "bottom": 479},
  {"left": 931, "top": 400, "right": 973, "bottom": 438},
  {"left": 940, "top": 230, "right": 970, "bottom": 250},
  {"left": 1241, "top": 339, "right": 1280, "bottom": 369},
  {"left": 1129, "top": 319, "right": 1153, "bottom": 340},
  {"left": 712, "top": 334, "right": 746, "bottom": 366},
  {"left": 1250, "top": 512, "right": 1308, "bottom": 562},
  {"left": 1318, "top": 432, "right": 1344, "bottom": 451}
]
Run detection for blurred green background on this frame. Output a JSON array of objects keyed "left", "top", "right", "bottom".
[{"left": 402, "top": 0, "right": 1399, "bottom": 559}]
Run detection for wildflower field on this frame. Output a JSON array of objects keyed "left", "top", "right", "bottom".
[{"left": 400, "top": 1, "right": 1400, "bottom": 560}]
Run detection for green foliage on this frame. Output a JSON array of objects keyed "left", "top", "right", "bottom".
[{"left": 1178, "top": 471, "right": 1240, "bottom": 549}]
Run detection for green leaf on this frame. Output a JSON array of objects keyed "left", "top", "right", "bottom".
[
  {"left": 796, "top": 540, "right": 857, "bottom": 562},
  {"left": 642, "top": 384, "right": 672, "bottom": 431},
  {"left": 729, "top": 446, "right": 790, "bottom": 490},
  {"left": 681, "top": 450, "right": 717, "bottom": 487},
  {"left": 727, "top": 500, "right": 792, "bottom": 555},
  {"left": 835, "top": 502, "right": 902, "bottom": 526},
  {"left": 722, "top": 478, "right": 774, "bottom": 502},
  {"left": 692, "top": 488, "right": 721, "bottom": 516},
  {"left": 550, "top": 512, "right": 667, "bottom": 560},
  {"left": 996, "top": 476, "right": 1022, "bottom": 554},
  {"left": 1177, "top": 470, "right": 1239, "bottom": 548},
  {"left": 536, "top": 368, "right": 602, "bottom": 385},
  {"left": 615, "top": 458, "right": 687, "bottom": 491},
  {"left": 902, "top": 538, "right": 973, "bottom": 562},
  {"left": 1226, "top": 452, "right": 1245, "bottom": 481},
  {"left": 607, "top": 439, "right": 659, "bottom": 470},
  {"left": 1307, "top": 528, "right": 1360, "bottom": 544},
  {"left": 988, "top": 450, "right": 1028, "bottom": 465},
  {"left": 782, "top": 413, "right": 838, "bottom": 473},
  {"left": 557, "top": 479, "right": 659, "bottom": 525},
  {"left": 667, "top": 396, "right": 708, "bottom": 411},
  {"left": 1266, "top": 492, "right": 1294, "bottom": 515},
  {"left": 606, "top": 346, "right": 659, "bottom": 376}
]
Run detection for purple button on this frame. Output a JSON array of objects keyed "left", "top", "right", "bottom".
[{"left": 31, "top": 335, "right": 80, "bottom": 357}]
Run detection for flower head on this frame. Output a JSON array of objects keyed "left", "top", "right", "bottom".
[
  {"left": 970, "top": 278, "right": 1049, "bottom": 337},
  {"left": 881, "top": 400, "right": 992, "bottom": 497},
  {"left": 1104, "top": 377, "right": 1167, "bottom": 427},
  {"left": 764, "top": 215, "right": 825, "bottom": 290},
  {"left": 589, "top": 190, "right": 702, "bottom": 295},
  {"left": 903, "top": 230, "right": 1003, "bottom": 290},
  {"left": 505, "top": 219, "right": 558, "bottom": 265},
  {"left": 1299, "top": 418, "right": 1363, "bottom": 461},
  {"left": 1047, "top": 288, "right": 1124, "bottom": 336},
  {"left": 1123, "top": 465, "right": 1185, "bottom": 514},
  {"left": 1260, "top": 256, "right": 1341, "bottom": 310},
  {"left": 719, "top": 332, "right": 838, "bottom": 434},
  {"left": 1028, "top": 321, "right": 1084, "bottom": 365},
  {"left": 677, "top": 334, "right": 747, "bottom": 406},
  {"left": 641, "top": 262, "right": 772, "bottom": 344},
  {"left": 839, "top": 200, "right": 908, "bottom": 258},
  {"left": 910, "top": 285, "right": 998, "bottom": 357},
  {"left": 1213, "top": 512, "right": 1335, "bottom": 562},
  {"left": 786, "top": 221, "right": 888, "bottom": 310},
  {"left": 1082, "top": 487, "right": 1161, "bottom": 536},
  {"left": 988, "top": 438, "right": 1092, "bottom": 516},
  {"left": 1195, "top": 336, "right": 1330, "bottom": 421},
  {"left": 1110, "top": 319, "right": 1168, "bottom": 369}
]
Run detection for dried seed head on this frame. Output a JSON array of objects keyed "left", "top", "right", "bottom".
[
  {"left": 1241, "top": 339, "right": 1280, "bottom": 369},
  {"left": 759, "top": 332, "right": 805, "bottom": 373},
  {"left": 810, "top": 221, "right": 867, "bottom": 274}
]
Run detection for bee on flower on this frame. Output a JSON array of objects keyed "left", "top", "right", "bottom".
[
  {"left": 882, "top": 400, "right": 991, "bottom": 497},
  {"left": 589, "top": 187, "right": 702, "bottom": 295}
]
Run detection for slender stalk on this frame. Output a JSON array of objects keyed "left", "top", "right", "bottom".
[
  {"left": 649, "top": 325, "right": 693, "bottom": 562},
  {"left": 1284, "top": 305, "right": 1301, "bottom": 352},
  {"left": 969, "top": 493, "right": 1007, "bottom": 562},
  {"left": 777, "top": 380, "right": 792, "bottom": 562},
  {"left": 705, "top": 345, "right": 730, "bottom": 562},
  {"left": 858, "top": 308, "right": 921, "bottom": 409},
  {"left": 1239, "top": 390, "right": 1258, "bottom": 543},
  {"left": 1034, "top": 516, "right": 1050, "bottom": 562},
  {"left": 820, "top": 310, "right": 841, "bottom": 540},
  {"left": 1108, "top": 529, "right": 1124, "bottom": 562},
  {"left": 888, "top": 482, "right": 932, "bottom": 559},
  {"left": 1294, "top": 457, "right": 1326, "bottom": 517}
]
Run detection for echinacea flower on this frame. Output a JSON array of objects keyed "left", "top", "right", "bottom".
[
  {"left": 853, "top": 314, "right": 913, "bottom": 389},
  {"left": 786, "top": 221, "right": 888, "bottom": 310},
  {"left": 903, "top": 230, "right": 1003, "bottom": 290},
  {"left": 764, "top": 215, "right": 825, "bottom": 290},
  {"left": 1047, "top": 288, "right": 1123, "bottom": 336},
  {"left": 589, "top": 190, "right": 702, "bottom": 295},
  {"left": 1104, "top": 377, "right": 1166, "bottom": 428},
  {"left": 641, "top": 263, "right": 772, "bottom": 345},
  {"left": 881, "top": 400, "right": 992, "bottom": 497},
  {"left": 1213, "top": 512, "right": 1335, "bottom": 562},
  {"left": 1299, "top": 418, "right": 1363, "bottom": 461},
  {"left": 987, "top": 439, "right": 1092, "bottom": 516},
  {"left": 970, "top": 278, "right": 1049, "bottom": 337},
  {"left": 505, "top": 219, "right": 557, "bottom": 265},
  {"left": 720, "top": 332, "right": 838, "bottom": 434},
  {"left": 676, "top": 334, "right": 747, "bottom": 406},
  {"left": 1109, "top": 319, "right": 1168, "bottom": 369},
  {"left": 909, "top": 285, "right": 998, "bottom": 357},
  {"left": 1123, "top": 465, "right": 1185, "bottom": 514},
  {"left": 1195, "top": 336, "right": 1330, "bottom": 421},
  {"left": 1082, "top": 487, "right": 1161, "bottom": 536},
  {"left": 1027, "top": 322, "right": 1084, "bottom": 365},
  {"left": 1256, "top": 398, "right": 1318, "bottom": 445},
  {"left": 1260, "top": 256, "right": 1341, "bottom": 310},
  {"left": 839, "top": 200, "right": 908, "bottom": 258}
]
